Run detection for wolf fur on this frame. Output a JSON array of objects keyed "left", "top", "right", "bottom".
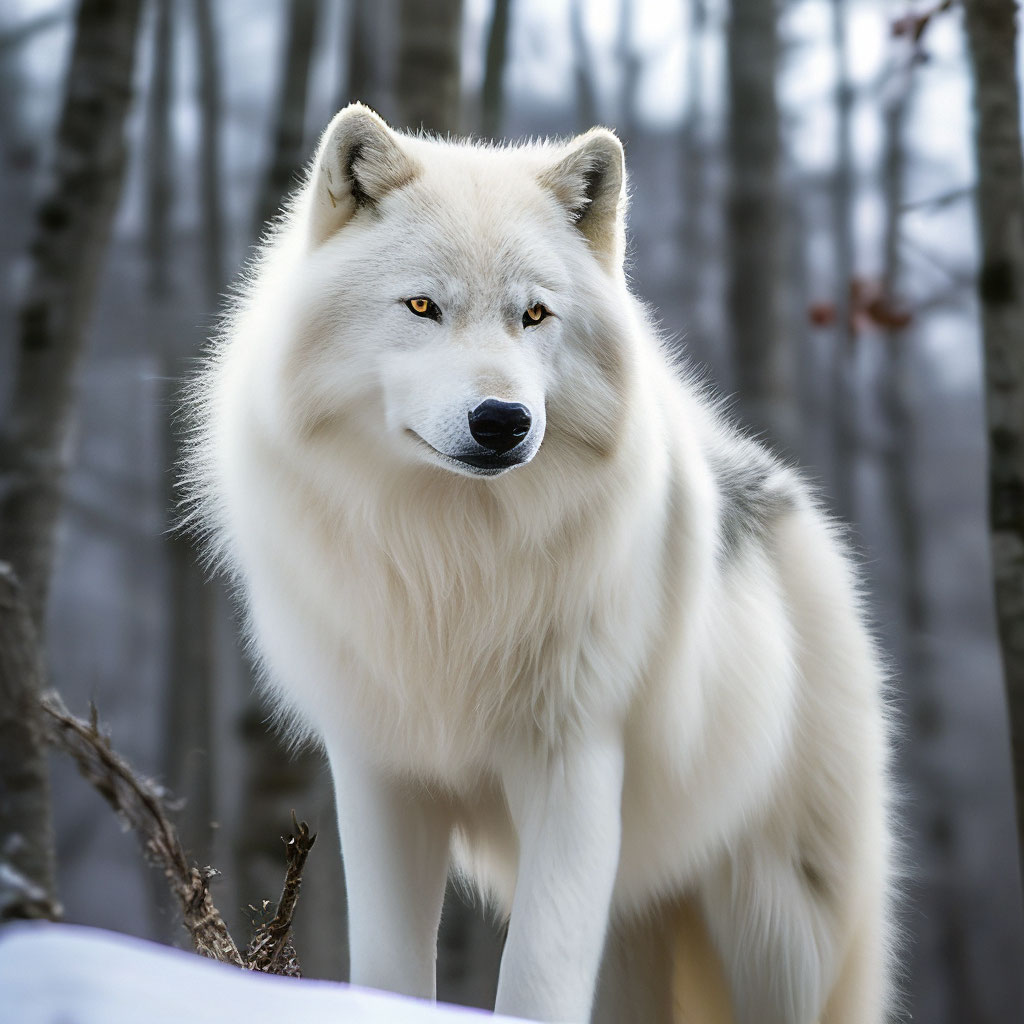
[{"left": 186, "top": 105, "right": 895, "bottom": 1023}]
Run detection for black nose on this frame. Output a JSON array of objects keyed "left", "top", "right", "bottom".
[{"left": 467, "top": 399, "right": 532, "bottom": 454}]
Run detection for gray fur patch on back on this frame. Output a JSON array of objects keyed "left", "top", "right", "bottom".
[{"left": 710, "top": 437, "right": 797, "bottom": 559}]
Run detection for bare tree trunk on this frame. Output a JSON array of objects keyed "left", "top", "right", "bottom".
[
  {"left": 725, "top": 0, "right": 794, "bottom": 449},
  {"left": 160, "top": 500, "right": 217, "bottom": 866},
  {"left": 680, "top": 0, "right": 707, "bottom": 364},
  {"left": 615, "top": 0, "right": 641, "bottom": 139},
  {"left": 964, "top": 0, "right": 1024, "bottom": 881},
  {"left": 194, "top": 0, "right": 225, "bottom": 300},
  {"left": 156, "top": 0, "right": 227, "bottom": 894},
  {"left": 0, "top": 0, "right": 143, "bottom": 630},
  {"left": 570, "top": 0, "right": 599, "bottom": 130},
  {"left": 161, "top": 439, "right": 216, "bottom": 901},
  {"left": 255, "top": 0, "right": 320, "bottom": 235},
  {"left": 879, "top": 61, "right": 926, "bottom": 678},
  {"left": 145, "top": 0, "right": 173, "bottom": 299},
  {"left": 396, "top": 0, "right": 463, "bottom": 134},
  {"left": 337, "top": 0, "right": 374, "bottom": 111},
  {"left": 145, "top": 0, "right": 181, "bottom": 937},
  {"left": 480, "top": 0, "right": 511, "bottom": 139},
  {"left": 828, "top": 0, "right": 857, "bottom": 521},
  {"left": 0, "top": 565, "right": 59, "bottom": 922}
]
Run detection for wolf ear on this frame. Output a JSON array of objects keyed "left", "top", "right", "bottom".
[
  {"left": 539, "top": 128, "right": 626, "bottom": 271},
  {"left": 308, "top": 104, "right": 420, "bottom": 246}
]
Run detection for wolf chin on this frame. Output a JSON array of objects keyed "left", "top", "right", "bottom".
[{"left": 186, "top": 104, "right": 896, "bottom": 1023}]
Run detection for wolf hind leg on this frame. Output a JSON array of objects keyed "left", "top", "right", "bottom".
[
  {"left": 592, "top": 906, "right": 675, "bottom": 1024},
  {"left": 700, "top": 849, "right": 848, "bottom": 1024},
  {"left": 670, "top": 898, "right": 736, "bottom": 1023},
  {"left": 593, "top": 898, "right": 735, "bottom": 1024},
  {"left": 819, "top": 907, "right": 893, "bottom": 1024}
]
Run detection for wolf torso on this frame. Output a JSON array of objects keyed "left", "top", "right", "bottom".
[{"left": 217, "top": 310, "right": 852, "bottom": 918}]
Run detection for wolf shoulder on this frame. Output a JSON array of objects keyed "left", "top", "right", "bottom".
[
  {"left": 674, "top": 384, "right": 828, "bottom": 559},
  {"left": 675, "top": 387, "right": 872, "bottom": 640}
]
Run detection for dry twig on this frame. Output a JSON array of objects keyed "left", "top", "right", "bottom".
[
  {"left": 40, "top": 692, "right": 317, "bottom": 973},
  {"left": 244, "top": 813, "right": 317, "bottom": 976},
  {"left": 40, "top": 690, "right": 244, "bottom": 965}
]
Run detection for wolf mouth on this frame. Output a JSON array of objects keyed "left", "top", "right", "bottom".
[{"left": 405, "top": 429, "right": 528, "bottom": 476}]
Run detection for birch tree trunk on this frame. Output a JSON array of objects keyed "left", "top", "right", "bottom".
[
  {"left": 963, "top": 0, "right": 1024, "bottom": 878},
  {"left": 0, "top": 0, "right": 143, "bottom": 630},
  {"left": 396, "top": 0, "right": 463, "bottom": 134},
  {"left": 725, "top": 0, "right": 794, "bottom": 450},
  {"left": 0, "top": 565, "right": 59, "bottom": 921},
  {"left": 0, "top": 0, "right": 142, "bottom": 930}
]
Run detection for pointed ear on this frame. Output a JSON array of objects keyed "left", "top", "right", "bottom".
[
  {"left": 308, "top": 104, "right": 420, "bottom": 246},
  {"left": 538, "top": 128, "right": 626, "bottom": 271}
]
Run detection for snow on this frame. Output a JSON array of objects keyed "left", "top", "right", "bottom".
[{"left": 0, "top": 922, "right": 532, "bottom": 1024}]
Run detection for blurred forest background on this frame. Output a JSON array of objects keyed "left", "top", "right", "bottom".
[{"left": 1, "top": 0, "right": 1023, "bottom": 1019}]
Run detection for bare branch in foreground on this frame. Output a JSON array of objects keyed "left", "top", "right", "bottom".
[
  {"left": 244, "top": 813, "right": 317, "bottom": 976},
  {"left": 40, "top": 691, "right": 244, "bottom": 965},
  {"left": 40, "top": 692, "right": 318, "bottom": 973}
]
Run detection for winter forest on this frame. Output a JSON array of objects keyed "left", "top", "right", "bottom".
[{"left": 1, "top": 0, "right": 1023, "bottom": 1020}]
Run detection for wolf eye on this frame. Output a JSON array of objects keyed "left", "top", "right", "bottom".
[
  {"left": 406, "top": 296, "right": 441, "bottom": 321},
  {"left": 523, "top": 303, "right": 550, "bottom": 327}
]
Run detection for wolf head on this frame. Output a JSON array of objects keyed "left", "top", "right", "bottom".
[{"left": 256, "top": 104, "right": 633, "bottom": 484}]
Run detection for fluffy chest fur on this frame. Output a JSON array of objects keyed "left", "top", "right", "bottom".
[{"left": 227, "top": 412, "right": 670, "bottom": 779}]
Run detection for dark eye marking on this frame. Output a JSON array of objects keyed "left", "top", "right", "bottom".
[{"left": 406, "top": 296, "right": 442, "bottom": 321}]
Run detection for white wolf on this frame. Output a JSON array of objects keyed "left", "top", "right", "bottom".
[{"left": 187, "top": 104, "right": 895, "bottom": 1023}]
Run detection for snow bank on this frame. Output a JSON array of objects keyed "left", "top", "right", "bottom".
[{"left": 0, "top": 922, "right": 527, "bottom": 1023}]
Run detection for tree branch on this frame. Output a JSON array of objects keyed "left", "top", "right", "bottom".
[
  {"left": 40, "top": 691, "right": 244, "bottom": 966},
  {"left": 244, "top": 813, "right": 317, "bottom": 976},
  {"left": 39, "top": 692, "right": 318, "bottom": 973}
]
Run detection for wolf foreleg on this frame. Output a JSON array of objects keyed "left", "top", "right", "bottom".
[
  {"left": 494, "top": 727, "right": 625, "bottom": 1023},
  {"left": 327, "top": 745, "right": 451, "bottom": 1000}
]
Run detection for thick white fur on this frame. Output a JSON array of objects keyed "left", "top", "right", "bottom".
[{"left": 186, "top": 105, "right": 895, "bottom": 1023}]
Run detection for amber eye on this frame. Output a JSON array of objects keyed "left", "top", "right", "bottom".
[
  {"left": 406, "top": 296, "right": 441, "bottom": 320},
  {"left": 523, "top": 303, "right": 550, "bottom": 327}
]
